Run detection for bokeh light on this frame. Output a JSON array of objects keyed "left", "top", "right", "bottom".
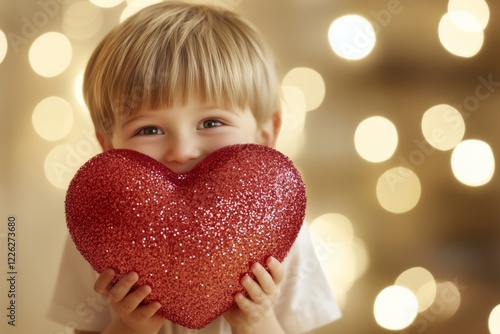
[
  {"left": 276, "top": 85, "right": 307, "bottom": 157},
  {"left": 429, "top": 281, "right": 462, "bottom": 322},
  {"left": 74, "top": 70, "right": 86, "bottom": 108},
  {"left": 73, "top": 70, "right": 95, "bottom": 129},
  {"left": 29, "top": 32, "right": 73, "bottom": 77},
  {"left": 395, "top": 267, "right": 437, "bottom": 312},
  {"left": 279, "top": 84, "right": 307, "bottom": 132},
  {"left": 438, "top": 13, "right": 484, "bottom": 58},
  {"left": 351, "top": 238, "right": 369, "bottom": 280},
  {"left": 451, "top": 139, "right": 495, "bottom": 186},
  {"left": 374, "top": 285, "right": 418, "bottom": 330},
  {"left": 448, "top": 0, "right": 489, "bottom": 32},
  {"left": 328, "top": 14, "right": 376, "bottom": 60},
  {"left": 0, "top": 29, "right": 7, "bottom": 64},
  {"left": 376, "top": 167, "right": 421, "bottom": 213},
  {"left": 310, "top": 213, "right": 354, "bottom": 245},
  {"left": 310, "top": 213, "right": 369, "bottom": 309},
  {"left": 282, "top": 67, "right": 325, "bottom": 111},
  {"left": 355, "top": 116, "right": 398, "bottom": 163},
  {"left": 63, "top": 1, "right": 104, "bottom": 41},
  {"left": 121, "top": 0, "right": 163, "bottom": 21},
  {"left": 89, "top": 0, "right": 124, "bottom": 8},
  {"left": 489, "top": 304, "right": 500, "bottom": 334},
  {"left": 421, "top": 104, "right": 465, "bottom": 151},
  {"left": 32, "top": 97, "right": 74, "bottom": 141}
]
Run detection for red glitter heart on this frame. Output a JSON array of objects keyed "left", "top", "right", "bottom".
[{"left": 65, "top": 144, "right": 306, "bottom": 329}]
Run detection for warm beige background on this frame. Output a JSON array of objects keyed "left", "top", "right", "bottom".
[{"left": 1, "top": 0, "right": 500, "bottom": 333}]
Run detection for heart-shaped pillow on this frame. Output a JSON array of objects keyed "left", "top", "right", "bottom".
[{"left": 65, "top": 144, "right": 306, "bottom": 329}]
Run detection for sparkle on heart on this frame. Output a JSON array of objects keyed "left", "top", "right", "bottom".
[{"left": 65, "top": 144, "right": 306, "bottom": 329}]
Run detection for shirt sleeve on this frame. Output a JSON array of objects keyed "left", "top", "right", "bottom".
[
  {"left": 47, "top": 235, "right": 114, "bottom": 332},
  {"left": 273, "top": 222, "right": 342, "bottom": 334}
]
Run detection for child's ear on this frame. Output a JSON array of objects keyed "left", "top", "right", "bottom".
[
  {"left": 96, "top": 131, "right": 114, "bottom": 152},
  {"left": 257, "top": 111, "right": 282, "bottom": 148}
]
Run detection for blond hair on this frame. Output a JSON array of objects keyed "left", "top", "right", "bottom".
[{"left": 83, "top": 1, "right": 281, "bottom": 136}]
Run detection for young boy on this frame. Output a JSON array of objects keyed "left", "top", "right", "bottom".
[{"left": 48, "top": 1, "right": 341, "bottom": 333}]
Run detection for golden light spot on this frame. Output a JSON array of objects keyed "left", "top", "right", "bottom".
[
  {"left": 328, "top": 15, "right": 376, "bottom": 60},
  {"left": 451, "top": 139, "right": 494, "bottom": 186},
  {"left": 448, "top": 0, "right": 489, "bottom": 32},
  {"left": 421, "top": 104, "right": 465, "bottom": 151},
  {"left": 438, "top": 13, "right": 484, "bottom": 58},
  {"left": 395, "top": 267, "right": 437, "bottom": 312},
  {"left": 0, "top": 30, "right": 7, "bottom": 64},
  {"left": 374, "top": 286, "right": 418, "bottom": 330},
  {"left": 63, "top": 1, "right": 103, "bottom": 40},
  {"left": 311, "top": 213, "right": 354, "bottom": 245},
  {"left": 282, "top": 67, "right": 325, "bottom": 111},
  {"left": 29, "top": 32, "right": 72, "bottom": 77},
  {"left": 352, "top": 237, "right": 369, "bottom": 279},
  {"left": 276, "top": 85, "right": 307, "bottom": 158},
  {"left": 89, "top": 0, "right": 124, "bottom": 8},
  {"left": 430, "top": 281, "right": 462, "bottom": 322},
  {"left": 32, "top": 97, "right": 74, "bottom": 141},
  {"left": 376, "top": 167, "right": 421, "bottom": 213},
  {"left": 355, "top": 116, "right": 398, "bottom": 163},
  {"left": 74, "top": 70, "right": 86, "bottom": 108},
  {"left": 310, "top": 214, "right": 368, "bottom": 310},
  {"left": 489, "top": 304, "right": 500, "bottom": 334}
]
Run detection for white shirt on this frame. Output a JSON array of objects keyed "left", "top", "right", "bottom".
[{"left": 48, "top": 223, "right": 341, "bottom": 333}]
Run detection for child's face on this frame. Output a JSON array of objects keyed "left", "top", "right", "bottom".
[{"left": 98, "top": 100, "right": 279, "bottom": 174}]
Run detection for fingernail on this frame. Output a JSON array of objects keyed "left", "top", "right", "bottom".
[
  {"left": 251, "top": 262, "right": 263, "bottom": 273},
  {"left": 125, "top": 272, "right": 138, "bottom": 281},
  {"left": 103, "top": 268, "right": 116, "bottom": 277},
  {"left": 241, "top": 274, "right": 252, "bottom": 285},
  {"left": 267, "top": 257, "right": 277, "bottom": 266}
]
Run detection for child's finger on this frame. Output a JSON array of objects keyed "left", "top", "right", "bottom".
[
  {"left": 93, "top": 268, "right": 116, "bottom": 297},
  {"left": 119, "top": 284, "right": 152, "bottom": 313},
  {"left": 241, "top": 273, "right": 269, "bottom": 305},
  {"left": 266, "top": 257, "right": 285, "bottom": 284},
  {"left": 134, "top": 301, "right": 162, "bottom": 320},
  {"left": 108, "top": 272, "right": 138, "bottom": 304},
  {"left": 250, "top": 263, "right": 276, "bottom": 298},
  {"left": 234, "top": 291, "right": 254, "bottom": 314}
]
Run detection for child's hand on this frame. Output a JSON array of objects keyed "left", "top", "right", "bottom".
[
  {"left": 94, "top": 268, "right": 164, "bottom": 334},
  {"left": 223, "top": 257, "right": 286, "bottom": 334}
]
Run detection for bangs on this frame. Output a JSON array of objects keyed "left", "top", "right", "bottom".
[
  {"left": 85, "top": 2, "right": 279, "bottom": 135},
  {"left": 123, "top": 16, "right": 266, "bottom": 115}
]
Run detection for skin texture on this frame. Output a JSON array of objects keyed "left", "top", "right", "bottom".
[{"left": 76, "top": 101, "right": 286, "bottom": 334}]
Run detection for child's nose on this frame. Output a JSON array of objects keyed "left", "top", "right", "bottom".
[{"left": 162, "top": 135, "right": 201, "bottom": 165}]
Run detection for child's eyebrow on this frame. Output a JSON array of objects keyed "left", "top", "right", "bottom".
[{"left": 120, "top": 114, "right": 151, "bottom": 127}]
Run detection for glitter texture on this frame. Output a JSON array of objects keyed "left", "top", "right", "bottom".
[{"left": 65, "top": 144, "right": 306, "bottom": 329}]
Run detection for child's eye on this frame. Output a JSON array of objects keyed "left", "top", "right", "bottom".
[
  {"left": 199, "top": 119, "right": 223, "bottom": 129},
  {"left": 135, "top": 126, "right": 164, "bottom": 136}
]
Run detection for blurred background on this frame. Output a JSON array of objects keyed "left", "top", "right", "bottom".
[{"left": 1, "top": 0, "right": 500, "bottom": 333}]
